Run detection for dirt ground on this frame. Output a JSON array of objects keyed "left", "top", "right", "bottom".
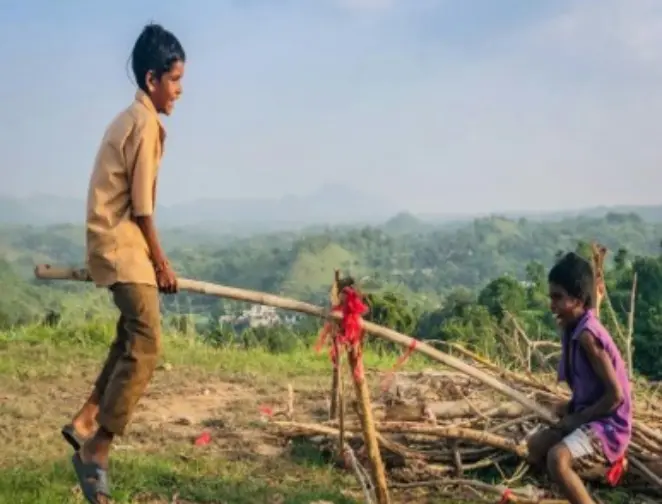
[{"left": 0, "top": 363, "right": 333, "bottom": 469}]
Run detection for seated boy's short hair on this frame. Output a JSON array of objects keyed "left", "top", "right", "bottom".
[
  {"left": 548, "top": 251, "right": 595, "bottom": 308},
  {"left": 131, "top": 23, "right": 186, "bottom": 92}
]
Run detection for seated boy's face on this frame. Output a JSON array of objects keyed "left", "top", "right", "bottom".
[{"left": 548, "top": 282, "right": 583, "bottom": 328}]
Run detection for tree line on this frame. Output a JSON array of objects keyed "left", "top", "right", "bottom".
[{"left": 0, "top": 213, "right": 660, "bottom": 378}]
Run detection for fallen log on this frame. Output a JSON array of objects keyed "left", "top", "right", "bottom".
[
  {"left": 380, "top": 399, "right": 525, "bottom": 422},
  {"left": 425, "top": 399, "right": 525, "bottom": 420},
  {"left": 271, "top": 420, "right": 528, "bottom": 458}
]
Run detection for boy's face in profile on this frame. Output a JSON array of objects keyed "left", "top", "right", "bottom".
[
  {"left": 549, "top": 282, "right": 584, "bottom": 329},
  {"left": 148, "top": 60, "right": 185, "bottom": 116}
]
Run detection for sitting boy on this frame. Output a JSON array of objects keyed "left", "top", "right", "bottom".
[{"left": 527, "top": 252, "right": 632, "bottom": 504}]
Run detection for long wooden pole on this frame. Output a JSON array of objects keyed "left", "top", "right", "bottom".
[
  {"left": 34, "top": 264, "right": 662, "bottom": 489},
  {"left": 34, "top": 264, "right": 557, "bottom": 423}
]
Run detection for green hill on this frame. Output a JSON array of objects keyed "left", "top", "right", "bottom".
[{"left": 282, "top": 242, "right": 357, "bottom": 297}]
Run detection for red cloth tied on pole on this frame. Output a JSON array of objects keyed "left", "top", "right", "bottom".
[
  {"left": 314, "top": 286, "right": 368, "bottom": 381},
  {"left": 336, "top": 287, "right": 368, "bottom": 347},
  {"left": 314, "top": 304, "right": 342, "bottom": 366}
]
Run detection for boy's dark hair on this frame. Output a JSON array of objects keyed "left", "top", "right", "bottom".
[
  {"left": 131, "top": 23, "right": 186, "bottom": 92},
  {"left": 548, "top": 252, "right": 595, "bottom": 308}
]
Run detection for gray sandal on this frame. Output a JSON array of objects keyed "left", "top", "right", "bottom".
[{"left": 71, "top": 452, "right": 111, "bottom": 503}]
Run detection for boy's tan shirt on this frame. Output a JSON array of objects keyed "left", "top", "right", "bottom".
[{"left": 85, "top": 90, "right": 166, "bottom": 288}]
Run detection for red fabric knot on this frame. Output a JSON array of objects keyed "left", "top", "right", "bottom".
[
  {"left": 336, "top": 287, "right": 368, "bottom": 346},
  {"left": 606, "top": 456, "right": 626, "bottom": 486},
  {"left": 313, "top": 286, "right": 368, "bottom": 381},
  {"left": 497, "top": 489, "right": 513, "bottom": 504}
]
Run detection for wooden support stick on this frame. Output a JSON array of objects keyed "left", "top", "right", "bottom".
[
  {"left": 331, "top": 271, "right": 389, "bottom": 503},
  {"left": 590, "top": 242, "right": 607, "bottom": 318},
  {"left": 329, "top": 270, "right": 341, "bottom": 420},
  {"left": 330, "top": 350, "right": 340, "bottom": 420},
  {"left": 337, "top": 351, "right": 345, "bottom": 459},
  {"left": 347, "top": 346, "right": 390, "bottom": 504}
]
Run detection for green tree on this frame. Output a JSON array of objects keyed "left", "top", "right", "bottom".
[
  {"left": 614, "top": 248, "right": 629, "bottom": 271},
  {"left": 478, "top": 276, "right": 527, "bottom": 320}
]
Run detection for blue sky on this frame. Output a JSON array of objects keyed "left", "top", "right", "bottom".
[{"left": 2, "top": 0, "right": 662, "bottom": 214}]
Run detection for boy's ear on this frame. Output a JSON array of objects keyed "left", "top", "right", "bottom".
[{"left": 145, "top": 70, "right": 157, "bottom": 93}]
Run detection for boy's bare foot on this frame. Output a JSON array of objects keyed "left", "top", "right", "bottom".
[
  {"left": 72, "top": 391, "right": 102, "bottom": 438},
  {"left": 72, "top": 413, "right": 98, "bottom": 439}
]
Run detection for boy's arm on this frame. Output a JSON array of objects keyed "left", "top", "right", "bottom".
[
  {"left": 129, "top": 123, "right": 176, "bottom": 292},
  {"left": 558, "top": 330, "right": 624, "bottom": 432}
]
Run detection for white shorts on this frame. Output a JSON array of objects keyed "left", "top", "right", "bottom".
[
  {"left": 562, "top": 427, "right": 596, "bottom": 459},
  {"left": 561, "top": 425, "right": 609, "bottom": 469}
]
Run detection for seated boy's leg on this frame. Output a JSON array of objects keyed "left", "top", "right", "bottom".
[
  {"left": 526, "top": 427, "right": 565, "bottom": 468},
  {"left": 70, "top": 314, "right": 130, "bottom": 437},
  {"left": 95, "top": 283, "right": 162, "bottom": 438},
  {"left": 547, "top": 426, "right": 606, "bottom": 504}
]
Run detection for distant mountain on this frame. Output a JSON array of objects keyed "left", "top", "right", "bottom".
[
  {"left": 419, "top": 204, "right": 662, "bottom": 225},
  {"left": 158, "top": 184, "right": 402, "bottom": 229},
  {"left": 2, "top": 190, "right": 662, "bottom": 230},
  {"left": 382, "top": 211, "right": 429, "bottom": 234},
  {"left": 0, "top": 194, "right": 85, "bottom": 226},
  {"left": 0, "top": 185, "right": 401, "bottom": 230}
]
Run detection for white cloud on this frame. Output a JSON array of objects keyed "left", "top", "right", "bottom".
[
  {"left": 532, "top": 0, "right": 662, "bottom": 66},
  {"left": 334, "top": 0, "right": 396, "bottom": 12}
]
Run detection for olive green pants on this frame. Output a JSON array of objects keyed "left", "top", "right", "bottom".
[{"left": 94, "top": 283, "right": 161, "bottom": 436}]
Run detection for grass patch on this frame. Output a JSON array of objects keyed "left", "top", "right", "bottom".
[
  {"left": 0, "top": 323, "right": 445, "bottom": 503},
  {"left": 0, "top": 451, "right": 360, "bottom": 504},
  {"left": 0, "top": 321, "right": 430, "bottom": 381}
]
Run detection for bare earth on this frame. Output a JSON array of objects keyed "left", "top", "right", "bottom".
[{"left": 0, "top": 365, "right": 331, "bottom": 468}]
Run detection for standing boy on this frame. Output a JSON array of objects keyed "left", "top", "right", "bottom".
[
  {"left": 527, "top": 252, "right": 632, "bottom": 504},
  {"left": 61, "top": 23, "right": 186, "bottom": 504}
]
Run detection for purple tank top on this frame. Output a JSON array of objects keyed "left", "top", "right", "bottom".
[{"left": 557, "top": 309, "right": 632, "bottom": 463}]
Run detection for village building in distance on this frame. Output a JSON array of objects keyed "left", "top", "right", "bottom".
[{"left": 219, "top": 304, "right": 301, "bottom": 330}]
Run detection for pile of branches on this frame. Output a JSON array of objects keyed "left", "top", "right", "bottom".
[{"left": 268, "top": 344, "right": 662, "bottom": 503}]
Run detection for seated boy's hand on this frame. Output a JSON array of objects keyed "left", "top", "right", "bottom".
[
  {"left": 554, "top": 400, "right": 570, "bottom": 418},
  {"left": 156, "top": 262, "right": 178, "bottom": 294},
  {"left": 556, "top": 413, "right": 581, "bottom": 435}
]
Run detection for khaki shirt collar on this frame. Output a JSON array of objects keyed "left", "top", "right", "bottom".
[{"left": 134, "top": 89, "right": 166, "bottom": 140}]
